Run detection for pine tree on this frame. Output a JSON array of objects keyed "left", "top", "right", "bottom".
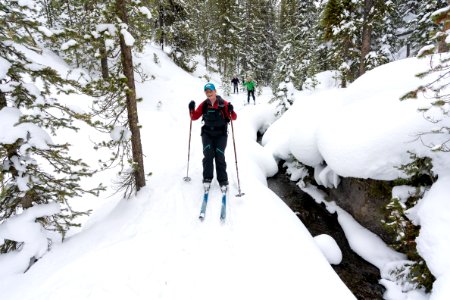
[
  {"left": 401, "top": 3, "right": 450, "bottom": 153},
  {"left": 320, "top": 0, "right": 360, "bottom": 87},
  {"left": 192, "top": 0, "right": 215, "bottom": 70},
  {"left": 153, "top": 0, "right": 197, "bottom": 71},
  {"left": 270, "top": 0, "right": 300, "bottom": 114},
  {"left": 115, "top": 0, "right": 147, "bottom": 191},
  {"left": 295, "top": 0, "right": 321, "bottom": 89},
  {"left": 0, "top": 0, "right": 102, "bottom": 253},
  {"left": 383, "top": 153, "right": 436, "bottom": 292},
  {"left": 50, "top": 0, "right": 152, "bottom": 195},
  {"left": 211, "top": 0, "right": 240, "bottom": 95},
  {"left": 399, "top": 0, "right": 448, "bottom": 57},
  {"left": 358, "top": 0, "right": 396, "bottom": 75},
  {"left": 252, "top": 0, "right": 278, "bottom": 86},
  {"left": 239, "top": 0, "right": 259, "bottom": 82}
]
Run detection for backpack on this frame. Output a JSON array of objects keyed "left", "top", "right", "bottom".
[{"left": 201, "top": 96, "right": 230, "bottom": 125}]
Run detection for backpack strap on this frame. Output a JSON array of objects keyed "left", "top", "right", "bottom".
[{"left": 217, "top": 96, "right": 230, "bottom": 123}]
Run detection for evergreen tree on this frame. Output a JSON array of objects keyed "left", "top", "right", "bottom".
[
  {"left": 270, "top": 0, "right": 300, "bottom": 114},
  {"left": 399, "top": 0, "right": 448, "bottom": 57},
  {"left": 253, "top": 0, "right": 279, "bottom": 86},
  {"left": 383, "top": 153, "right": 436, "bottom": 292},
  {"left": 211, "top": 0, "right": 240, "bottom": 95},
  {"left": 239, "top": 0, "right": 259, "bottom": 82},
  {"left": 295, "top": 0, "right": 321, "bottom": 89},
  {"left": 115, "top": 0, "right": 147, "bottom": 192},
  {"left": 153, "top": 0, "right": 197, "bottom": 71},
  {"left": 320, "top": 0, "right": 360, "bottom": 87},
  {"left": 51, "top": 0, "right": 152, "bottom": 195},
  {"left": 0, "top": 0, "right": 102, "bottom": 253},
  {"left": 192, "top": 0, "right": 215, "bottom": 71},
  {"left": 401, "top": 3, "right": 450, "bottom": 153},
  {"left": 357, "top": 0, "right": 396, "bottom": 75}
]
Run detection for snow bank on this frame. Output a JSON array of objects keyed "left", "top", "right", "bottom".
[
  {"left": 0, "top": 107, "right": 53, "bottom": 150},
  {"left": 265, "top": 55, "right": 450, "bottom": 299},
  {"left": 264, "top": 56, "right": 444, "bottom": 181},
  {"left": 314, "top": 234, "right": 342, "bottom": 265},
  {"left": 0, "top": 203, "right": 60, "bottom": 277}
]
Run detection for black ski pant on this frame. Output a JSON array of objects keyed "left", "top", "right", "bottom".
[
  {"left": 247, "top": 90, "right": 255, "bottom": 104},
  {"left": 202, "top": 133, "right": 228, "bottom": 186},
  {"left": 233, "top": 83, "right": 239, "bottom": 94}
]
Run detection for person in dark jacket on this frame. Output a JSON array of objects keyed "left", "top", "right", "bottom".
[
  {"left": 231, "top": 76, "right": 240, "bottom": 94},
  {"left": 189, "top": 83, "right": 237, "bottom": 191}
]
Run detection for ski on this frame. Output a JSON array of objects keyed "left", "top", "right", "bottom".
[
  {"left": 199, "top": 191, "right": 209, "bottom": 221},
  {"left": 220, "top": 191, "right": 226, "bottom": 222},
  {"left": 199, "top": 184, "right": 227, "bottom": 222},
  {"left": 220, "top": 186, "right": 227, "bottom": 222},
  {"left": 199, "top": 183, "right": 210, "bottom": 221}
]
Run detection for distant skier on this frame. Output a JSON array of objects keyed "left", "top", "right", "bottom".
[
  {"left": 188, "top": 83, "right": 237, "bottom": 191},
  {"left": 243, "top": 77, "right": 256, "bottom": 105},
  {"left": 231, "top": 76, "right": 240, "bottom": 94}
]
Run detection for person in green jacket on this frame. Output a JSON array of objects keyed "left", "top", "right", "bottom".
[{"left": 243, "top": 77, "right": 256, "bottom": 105}]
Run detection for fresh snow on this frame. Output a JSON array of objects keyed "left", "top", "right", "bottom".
[
  {"left": 263, "top": 54, "right": 450, "bottom": 299},
  {"left": 0, "top": 203, "right": 60, "bottom": 277},
  {"left": 61, "top": 40, "right": 77, "bottom": 51},
  {"left": 0, "top": 56, "right": 11, "bottom": 80},
  {"left": 313, "top": 234, "right": 342, "bottom": 265},
  {"left": 0, "top": 44, "right": 355, "bottom": 300},
  {"left": 120, "top": 29, "right": 135, "bottom": 47},
  {"left": 1, "top": 40, "right": 450, "bottom": 299}
]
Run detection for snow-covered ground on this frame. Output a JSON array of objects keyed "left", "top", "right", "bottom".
[
  {"left": 263, "top": 55, "right": 450, "bottom": 300},
  {"left": 1, "top": 43, "right": 450, "bottom": 300},
  {"left": 0, "top": 45, "right": 355, "bottom": 299}
]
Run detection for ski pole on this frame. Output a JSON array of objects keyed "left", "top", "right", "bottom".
[
  {"left": 230, "top": 117, "right": 244, "bottom": 197},
  {"left": 184, "top": 118, "right": 192, "bottom": 182}
]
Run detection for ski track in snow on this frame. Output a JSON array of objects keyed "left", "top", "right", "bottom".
[{"left": 0, "top": 47, "right": 355, "bottom": 300}]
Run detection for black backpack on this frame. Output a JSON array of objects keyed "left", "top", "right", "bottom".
[{"left": 201, "top": 96, "right": 230, "bottom": 125}]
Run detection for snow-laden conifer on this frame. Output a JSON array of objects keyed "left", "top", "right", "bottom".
[{"left": 0, "top": 0, "right": 102, "bottom": 254}]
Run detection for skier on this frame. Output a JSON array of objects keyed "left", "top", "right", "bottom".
[
  {"left": 188, "top": 83, "right": 237, "bottom": 192},
  {"left": 231, "top": 76, "right": 240, "bottom": 94},
  {"left": 243, "top": 77, "right": 256, "bottom": 105}
]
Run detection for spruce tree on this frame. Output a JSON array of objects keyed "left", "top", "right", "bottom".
[
  {"left": 399, "top": 0, "right": 448, "bottom": 57},
  {"left": 239, "top": 0, "right": 259, "bottom": 82},
  {"left": 401, "top": 3, "right": 450, "bottom": 153},
  {"left": 51, "top": 0, "right": 153, "bottom": 196},
  {"left": 357, "top": 0, "right": 396, "bottom": 75},
  {"left": 259, "top": 0, "right": 279, "bottom": 85},
  {"left": 153, "top": 0, "right": 197, "bottom": 71},
  {"left": 192, "top": 0, "right": 215, "bottom": 70},
  {"left": 0, "top": 0, "right": 102, "bottom": 253},
  {"left": 320, "top": 0, "right": 360, "bottom": 87},
  {"left": 295, "top": 0, "right": 320, "bottom": 89},
  {"left": 251, "top": 0, "right": 278, "bottom": 86},
  {"left": 211, "top": 0, "right": 240, "bottom": 95},
  {"left": 270, "top": 0, "right": 300, "bottom": 114}
]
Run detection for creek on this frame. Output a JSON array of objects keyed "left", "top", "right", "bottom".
[{"left": 267, "top": 164, "right": 386, "bottom": 299}]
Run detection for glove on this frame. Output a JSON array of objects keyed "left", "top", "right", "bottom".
[
  {"left": 188, "top": 100, "right": 195, "bottom": 111},
  {"left": 228, "top": 103, "right": 234, "bottom": 113}
]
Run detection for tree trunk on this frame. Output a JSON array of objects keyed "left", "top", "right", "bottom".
[
  {"left": 0, "top": 89, "right": 6, "bottom": 109},
  {"left": 437, "top": 1, "right": 450, "bottom": 53},
  {"left": 159, "top": 2, "right": 165, "bottom": 50},
  {"left": 359, "top": 0, "right": 373, "bottom": 76},
  {"left": 43, "top": 0, "right": 53, "bottom": 27},
  {"left": 100, "top": 38, "right": 109, "bottom": 79},
  {"left": 116, "top": 0, "right": 146, "bottom": 191}
]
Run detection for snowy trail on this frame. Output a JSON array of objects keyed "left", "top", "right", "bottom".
[{"left": 0, "top": 47, "right": 355, "bottom": 300}]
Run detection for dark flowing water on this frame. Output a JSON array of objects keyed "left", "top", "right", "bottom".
[{"left": 267, "top": 167, "right": 385, "bottom": 299}]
